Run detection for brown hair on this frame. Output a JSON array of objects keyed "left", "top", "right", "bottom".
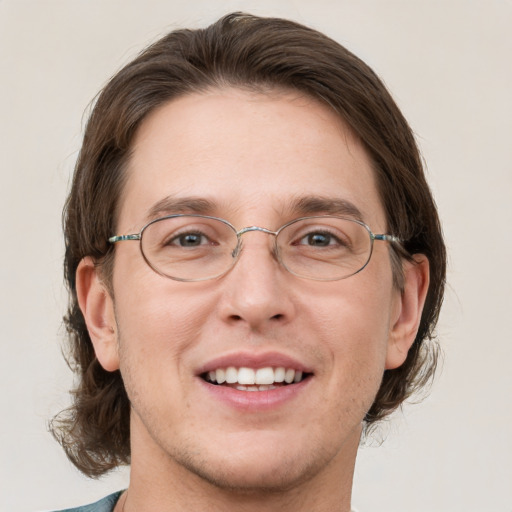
[{"left": 52, "top": 12, "right": 446, "bottom": 477}]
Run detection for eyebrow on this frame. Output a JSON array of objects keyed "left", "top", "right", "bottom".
[
  {"left": 145, "top": 194, "right": 364, "bottom": 223},
  {"left": 146, "top": 196, "right": 218, "bottom": 221},
  {"left": 289, "top": 195, "right": 364, "bottom": 221}
]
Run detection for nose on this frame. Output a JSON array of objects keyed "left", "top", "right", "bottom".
[{"left": 217, "top": 231, "right": 296, "bottom": 331}]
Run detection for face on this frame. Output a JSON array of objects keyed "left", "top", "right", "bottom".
[{"left": 102, "top": 89, "right": 404, "bottom": 491}]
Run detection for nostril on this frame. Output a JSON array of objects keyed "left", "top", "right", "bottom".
[{"left": 271, "top": 313, "right": 284, "bottom": 321}]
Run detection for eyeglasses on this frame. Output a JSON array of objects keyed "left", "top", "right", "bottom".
[{"left": 108, "top": 214, "right": 400, "bottom": 282}]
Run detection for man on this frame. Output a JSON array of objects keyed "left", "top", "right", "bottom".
[{"left": 51, "top": 12, "right": 445, "bottom": 512}]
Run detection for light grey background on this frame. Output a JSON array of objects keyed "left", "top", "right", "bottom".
[{"left": 1, "top": 1, "right": 511, "bottom": 511}]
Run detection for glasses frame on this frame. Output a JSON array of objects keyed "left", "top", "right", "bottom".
[{"left": 108, "top": 214, "right": 401, "bottom": 282}]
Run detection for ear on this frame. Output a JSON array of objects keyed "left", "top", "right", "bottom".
[
  {"left": 386, "top": 255, "right": 430, "bottom": 370},
  {"left": 76, "top": 256, "right": 120, "bottom": 372}
]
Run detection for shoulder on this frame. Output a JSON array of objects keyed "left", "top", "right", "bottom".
[{"left": 44, "top": 491, "right": 123, "bottom": 512}]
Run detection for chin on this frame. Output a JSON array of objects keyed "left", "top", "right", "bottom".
[
  {"left": 170, "top": 431, "right": 338, "bottom": 494},
  {"left": 182, "top": 452, "right": 323, "bottom": 494}
]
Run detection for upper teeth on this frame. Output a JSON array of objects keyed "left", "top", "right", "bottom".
[{"left": 206, "top": 366, "right": 304, "bottom": 385}]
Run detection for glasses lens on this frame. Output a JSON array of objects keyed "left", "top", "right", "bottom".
[
  {"left": 277, "top": 217, "right": 372, "bottom": 280},
  {"left": 141, "top": 216, "right": 238, "bottom": 281}
]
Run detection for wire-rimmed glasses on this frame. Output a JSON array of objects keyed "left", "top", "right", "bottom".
[{"left": 108, "top": 214, "right": 400, "bottom": 282}]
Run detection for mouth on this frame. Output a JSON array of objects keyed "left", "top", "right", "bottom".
[{"left": 201, "top": 366, "right": 312, "bottom": 391}]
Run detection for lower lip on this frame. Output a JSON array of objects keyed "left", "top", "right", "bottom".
[{"left": 198, "top": 377, "right": 312, "bottom": 411}]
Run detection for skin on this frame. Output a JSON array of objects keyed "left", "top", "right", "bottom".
[{"left": 77, "top": 88, "right": 429, "bottom": 512}]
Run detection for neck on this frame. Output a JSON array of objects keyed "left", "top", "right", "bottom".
[{"left": 121, "top": 413, "right": 360, "bottom": 512}]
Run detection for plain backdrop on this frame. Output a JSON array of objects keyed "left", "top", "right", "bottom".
[{"left": 1, "top": 1, "right": 511, "bottom": 511}]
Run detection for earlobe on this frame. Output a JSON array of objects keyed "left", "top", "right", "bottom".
[
  {"left": 76, "top": 257, "right": 120, "bottom": 372},
  {"left": 385, "top": 255, "right": 430, "bottom": 370}
]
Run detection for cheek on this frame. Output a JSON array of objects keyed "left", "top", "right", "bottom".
[
  {"left": 114, "top": 282, "right": 219, "bottom": 426},
  {"left": 113, "top": 249, "right": 210, "bottom": 350},
  {"left": 316, "top": 269, "right": 393, "bottom": 349},
  {"left": 112, "top": 257, "right": 220, "bottom": 394},
  {"left": 310, "top": 271, "right": 394, "bottom": 407},
  {"left": 116, "top": 285, "right": 213, "bottom": 357}
]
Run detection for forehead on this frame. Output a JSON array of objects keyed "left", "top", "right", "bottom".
[{"left": 119, "top": 88, "right": 385, "bottom": 230}]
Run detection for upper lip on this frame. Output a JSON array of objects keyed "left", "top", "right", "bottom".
[{"left": 196, "top": 351, "right": 313, "bottom": 375}]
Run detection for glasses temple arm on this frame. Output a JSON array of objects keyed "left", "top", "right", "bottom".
[
  {"left": 373, "top": 234, "right": 402, "bottom": 243},
  {"left": 108, "top": 234, "right": 141, "bottom": 243}
]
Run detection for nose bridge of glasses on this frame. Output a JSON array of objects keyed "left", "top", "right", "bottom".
[
  {"left": 236, "top": 226, "right": 278, "bottom": 237},
  {"left": 232, "top": 226, "right": 279, "bottom": 261}
]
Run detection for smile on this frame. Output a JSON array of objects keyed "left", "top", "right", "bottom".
[{"left": 202, "top": 366, "right": 310, "bottom": 391}]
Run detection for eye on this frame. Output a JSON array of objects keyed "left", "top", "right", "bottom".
[
  {"left": 296, "top": 230, "right": 346, "bottom": 247},
  {"left": 300, "top": 232, "right": 335, "bottom": 247},
  {"left": 168, "top": 231, "right": 212, "bottom": 247}
]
